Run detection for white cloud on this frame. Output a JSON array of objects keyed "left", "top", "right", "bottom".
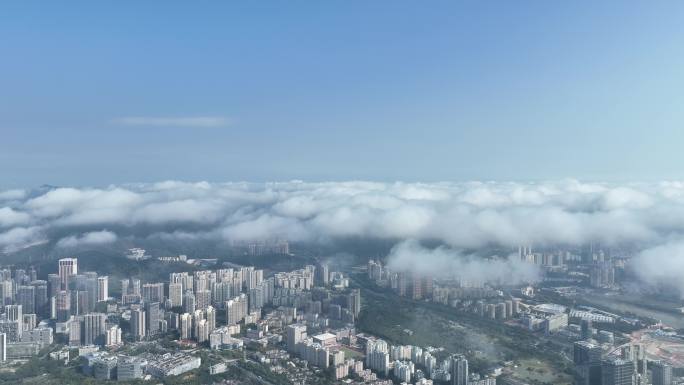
[
  {"left": 386, "top": 239, "right": 540, "bottom": 285},
  {"left": 4, "top": 180, "right": 684, "bottom": 279},
  {"left": 0, "top": 207, "right": 31, "bottom": 228},
  {"left": 633, "top": 241, "right": 684, "bottom": 296},
  {"left": 114, "top": 116, "right": 230, "bottom": 127},
  {"left": 56, "top": 230, "right": 118, "bottom": 248},
  {"left": 0, "top": 226, "right": 45, "bottom": 252}
]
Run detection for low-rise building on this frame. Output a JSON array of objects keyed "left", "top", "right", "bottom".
[
  {"left": 117, "top": 357, "right": 144, "bottom": 381},
  {"left": 146, "top": 353, "right": 201, "bottom": 378}
]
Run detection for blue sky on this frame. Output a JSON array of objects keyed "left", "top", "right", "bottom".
[{"left": 2, "top": 1, "right": 684, "bottom": 187}]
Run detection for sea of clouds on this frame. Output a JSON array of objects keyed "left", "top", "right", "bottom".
[{"left": 2, "top": 180, "right": 684, "bottom": 289}]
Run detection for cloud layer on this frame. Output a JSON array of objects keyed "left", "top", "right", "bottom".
[{"left": 3, "top": 180, "right": 684, "bottom": 283}]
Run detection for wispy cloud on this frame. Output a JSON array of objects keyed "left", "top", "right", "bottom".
[
  {"left": 56, "top": 230, "right": 117, "bottom": 249},
  {"left": 114, "top": 116, "right": 230, "bottom": 127}
]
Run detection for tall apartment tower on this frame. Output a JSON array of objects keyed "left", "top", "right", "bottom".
[
  {"left": 58, "top": 258, "right": 78, "bottom": 290},
  {"left": 120, "top": 279, "right": 129, "bottom": 300},
  {"left": 183, "top": 291, "right": 196, "bottom": 314},
  {"left": 30, "top": 280, "right": 48, "bottom": 318},
  {"left": 651, "top": 361, "right": 672, "bottom": 385},
  {"left": 179, "top": 313, "right": 192, "bottom": 340},
  {"left": 130, "top": 307, "right": 146, "bottom": 341},
  {"left": 450, "top": 354, "right": 468, "bottom": 385},
  {"left": 55, "top": 290, "right": 71, "bottom": 322},
  {"left": 195, "top": 290, "right": 211, "bottom": 310},
  {"left": 97, "top": 276, "right": 108, "bottom": 302},
  {"left": 145, "top": 302, "right": 160, "bottom": 337},
  {"left": 347, "top": 289, "right": 361, "bottom": 318},
  {"left": 82, "top": 313, "right": 107, "bottom": 346},
  {"left": 168, "top": 283, "right": 183, "bottom": 308},
  {"left": 316, "top": 263, "right": 329, "bottom": 286},
  {"left": 0, "top": 333, "right": 5, "bottom": 362},
  {"left": 5, "top": 304, "right": 22, "bottom": 322},
  {"left": 16, "top": 286, "right": 35, "bottom": 315},
  {"left": 205, "top": 306, "right": 216, "bottom": 334}
]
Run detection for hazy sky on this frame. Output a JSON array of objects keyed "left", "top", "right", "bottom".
[{"left": 2, "top": 1, "right": 684, "bottom": 187}]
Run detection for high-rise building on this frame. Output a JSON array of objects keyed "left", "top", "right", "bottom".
[
  {"left": 67, "top": 316, "right": 81, "bottom": 346},
  {"left": 47, "top": 274, "right": 60, "bottom": 299},
  {"left": 130, "top": 279, "right": 141, "bottom": 296},
  {"left": 196, "top": 290, "right": 211, "bottom": 310},
  {"left": 581, "top": 319, "right": 593, "bottom": 340},
  {"left": 170, "top": 272, "right": 193, "bottom": 293},
  {"left": 16, "top": 286, "right": 35, "bottom": 315},
  {"left": 225, "top": 294, "right": 248, "bottom": 325},
  {"left": 168, "top": 283, "right": 183, "bottom": 308},
  {"left": 97, "top": 276, "right": 108, "bottom": 302},
  {"left": 192, "top": 310, "right": 204, "bottom": 340},
  {"left": 142, "top": 283, "right": 165, "bottom": 303},
  {"left": 179, "top": 313, "right": 192, "bottom": 340},
  {"left": 82, "top": 313, "right": 107, "bottom": 346},
  {"left": 450, "top": 354, "right": 468, "bottom": 385},
  {"left": 205, "top": 306, "right": 216, "bottom": 334},
  {"left": 396, "top": 272, "right": 432, "bottom": 300},
  {"left": 23, "top": 313, "right": 37, "bottom": 331},
  {"left": 55, "top": 290, "right": 71, "bottom": 322},
  {"left": 130, "top": 307, "right": 146, "bottom": 341},
  {"left": 120, "top": 279, "right": 130, "bottom": 300},
  {"left": 196, "top": 319, "right": 209, "bottom": 343},
  {"left": 58, "top": 258, "right": 78, "bottom": 290},
  {"left": 5, "top": 304, "right": 22, "bottom": 322},
  {"left": 30, "top": 280, "right": 48, "bottom": 318},
  {"left": 622, "top": 343, "right": 647, "bottom": 380},
  {"left": 651, "top": 361, "right": 672, "bottom": 385},
  {"left": 245, "top": 269, "right": 263, "bottom": 291},
  {"left": 211, "top": 281, "right": 232, "bottom": 307},
  {"left": 286, "top": 324, "right": 307, "bottom": 352},
  {"left": 0, "top": 319, "right": 20, "bottom": 342},
  {"left": 84, "top": 273, "right": 98, "bottom": 312},
  {"left": 574, "top": 340, "right": 603, "bottom": 385},
  {"left": 591, "top": 260, "right": 615, "bottom": 288},
  {"left": 316, "top": 263, "right": 329, "bottom": 286},
  {"left": 0, "top": 280, "right": 12, "bottom": 307},
  {"left": 393, "top": 361, "right": 412, "bottom": 383},
  {"left": 105, "top": 325, "right": 122, "bottom": 347},
  {"left": 366, "top": 339, "right": 390, "bottom": 376},
  {"left": 193, "top": 270, "right": 215, "bottom": 293},
  {"left": 0, "top": 333, "right": 5, "bottom": 362},
  {"left": 165, "top": 312, "right": 180, "bottom": 330},
  {"left": 347, "top": 289, "right": 361, "bottom": 319},
  {"left": 145, "top": 301, "right": 160, "bottom": 336},
  {"left": 183, "top": 291, "right": 196, "bottom": 314},
  {"left": 248, "top": 286, "right": 264, "bottom": 313},
  {"left": 602, "top": 358, "right": 635, "bottom": 385}
]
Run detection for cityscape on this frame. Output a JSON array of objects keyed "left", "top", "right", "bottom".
[
  {"left": 0, "top": 238, "right": 682, "bottom": 385},
  {"left": 3, "top": 1, "right": 684, "bottom": 384}
]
